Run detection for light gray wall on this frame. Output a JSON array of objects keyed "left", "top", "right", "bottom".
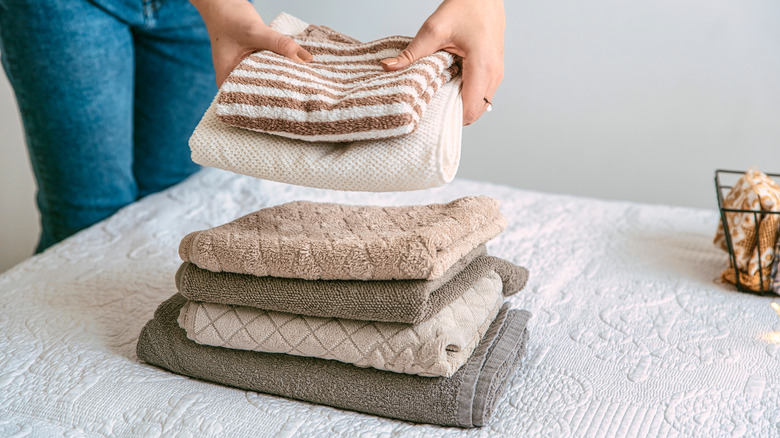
[{"left": 2, "top": 0, "right": 779, "bottom": 272}]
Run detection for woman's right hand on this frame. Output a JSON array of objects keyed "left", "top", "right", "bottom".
[{"left": 190, "top": 0, "right": 312, "bottom": 87}]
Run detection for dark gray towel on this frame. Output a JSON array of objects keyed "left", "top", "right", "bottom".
[
  {"left": 176, "top": 247, "right": 529, "bottom": 324},
  {"left": 136, "top": 294, "right": 532, "bottom": 428}
]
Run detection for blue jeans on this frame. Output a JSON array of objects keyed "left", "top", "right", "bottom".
[{"left": 0, "top": 0, "right": 216, "bottom": 252}]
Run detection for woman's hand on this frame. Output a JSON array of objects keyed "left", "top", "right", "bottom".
[
  {"left": 380, "top": 0, "right": 505, "bottom": 126},
  {"left": 190, "top": 0, "right": 312, "bottom": 87}
]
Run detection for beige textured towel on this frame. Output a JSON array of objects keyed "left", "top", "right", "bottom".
[
  {"left": 217, "top": 24, "right": 459, "bottom": 142},
  {"left": 189, "top": 13, "right": 463, "bottom": 192},
  {"left": 179, "top": 196, "right": 506, "bottom": 281},
  {"left": 177, "top": 271, "right": 504, "bottom": 377}
]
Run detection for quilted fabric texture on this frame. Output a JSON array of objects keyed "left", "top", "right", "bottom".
[
  {"left": 189, "top": 13, "right": 463, "bottom": 192},
  {"left": 177, "top": 272, "right": 504, "bottom": 377},
  {"left": 179, "top": 196, "right": 506, "bottom": 281},
  {"left": 2, "top": 168, "right": 780, "bottom": 437},
  {"left": 217, "top": 24, "right": 460, "bottom": 142},
  {"left": 175, "top": 248, "right": 530, "bottom": 323},
  {"left": 714, "top": 168, "right": 780, "bottom": 291}
]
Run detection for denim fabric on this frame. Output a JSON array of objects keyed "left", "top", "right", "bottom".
[{"left": 0, "top": 0, "right": 216, "bottom": 252}]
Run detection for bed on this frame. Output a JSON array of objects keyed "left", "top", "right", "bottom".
[{"left": 1, "top": 168, "right": 778, "bottom": 437}]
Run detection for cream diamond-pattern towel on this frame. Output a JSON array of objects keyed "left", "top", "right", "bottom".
[{"left": 177, "top": 272, "right": 504, "bottom": 377}]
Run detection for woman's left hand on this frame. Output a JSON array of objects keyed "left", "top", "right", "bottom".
[{"left": 380, "top": 0, "right": 505, "bottom": 126}]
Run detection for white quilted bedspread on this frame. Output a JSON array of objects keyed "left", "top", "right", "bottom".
[{"left": 1, "top": 168, "right": 779, "bottom": 437}]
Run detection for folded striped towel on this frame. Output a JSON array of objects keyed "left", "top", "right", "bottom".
[
  {"left": 216, "top": 23, "right": 460, "bottom": 143},
  {"left": 190, "top": 13, "right": 464, "bottom": 192},
  {"left": 177, "top": 272, "right": 504, "bottom": 377}
]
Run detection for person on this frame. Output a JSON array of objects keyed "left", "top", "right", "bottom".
[
  {"left": 0, "top": 0, "right": 216, "bottom": 253},
  {"left": 0, "top": 0, "right": 504, "bottom": 253}
]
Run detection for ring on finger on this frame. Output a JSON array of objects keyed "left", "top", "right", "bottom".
[{"left": 483, "top": 97, "right": 493, "bottom": 112}]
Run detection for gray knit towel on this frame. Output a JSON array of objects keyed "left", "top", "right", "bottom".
[
  {"left": 137, "top": 294, "right": 532, "bottom": 428},
  {"left": 179, "top": 196, "right": 506, "bottom": 281},
  {"left": 176, "top": 246, "right": 529, "bottom": 324}
]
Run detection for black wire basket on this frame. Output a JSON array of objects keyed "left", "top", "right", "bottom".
[{"left": 715, "top": 169, "right": 780, "bottom": 296}]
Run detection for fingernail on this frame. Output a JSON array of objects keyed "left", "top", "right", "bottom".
[{"left": 380, "top": 58, "right": 398, "bottom": 67}]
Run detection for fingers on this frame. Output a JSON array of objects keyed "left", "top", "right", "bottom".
[
  {"left": 460, "top": 46, "right": 504, "bottom": 125},
  {"left": 378, "top": 15, "right": 503, "bottom": 125},
  {"left": 261, "top": 30, "right": 313, "bottom": 63},
  {"left": 380, "top": 22, "right": 444, "bottom": 71},
  {"left": 460, "top": 57, "right": 495, "bottom": 125},
  {"left": 213, "top": 27, "right": 313, "bottom": 88}
]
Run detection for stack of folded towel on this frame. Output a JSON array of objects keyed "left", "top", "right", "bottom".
[
  {"left": 139, "top": 11, "right": 532, "bottom": 428},
  {"left": 137, "top": 196, "right": 533, "bottom": 427}
]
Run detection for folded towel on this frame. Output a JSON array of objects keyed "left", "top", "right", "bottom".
[
  {"left": 714, "top": 168, "right": 780, "bottom": 291},
  {"left": 176, "top": 248, "right": 529, "bottom": 323},
  {"left": 179, "top": 196, "right": 506, "bottom": 281},
  {"left": 177, "top": 271, "right": 503, "bottom": 377},
  {"left": 189, "top": 13, "right": 463, "bottom": 192},
  {"left": 137, "top": 294, "right": 532, "bottom": 428},
  {"left": 217, "top": 24, "right": 459, "bottom": 143}
]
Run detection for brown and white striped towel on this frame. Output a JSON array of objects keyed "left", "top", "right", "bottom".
[{"left": 216, "top": 24, "right": 461, "bottom": 143}]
